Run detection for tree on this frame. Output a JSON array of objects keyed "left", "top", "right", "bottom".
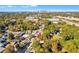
[{"left": 63, "top": 41, "right": 77, "bottom": 53}]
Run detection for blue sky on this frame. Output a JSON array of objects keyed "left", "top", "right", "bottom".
[{"left": 0, "top": 5, "right": 79, "bottom": 12}]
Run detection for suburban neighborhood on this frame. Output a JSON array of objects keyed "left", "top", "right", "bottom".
[{"left": 0, "top": 12, "right": 79, "bottom": 53}]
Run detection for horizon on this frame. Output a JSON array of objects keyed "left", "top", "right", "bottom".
[{"left": 0, "top": 5, "right": 79, "bottom": 12}]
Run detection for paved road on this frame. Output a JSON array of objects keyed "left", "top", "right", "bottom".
[
  {"left": 59, "top": 17, "right": 79, "bottom": 27},
  {"left": 62, "top": 19, "right": 79, "bottom": 27},
  {"left": 17, "top": 42, "right": 31, "bottom": 53}
]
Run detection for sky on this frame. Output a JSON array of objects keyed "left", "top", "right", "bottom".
[{"left": 0, "top": 5, "right": 79, "bottom": 12}]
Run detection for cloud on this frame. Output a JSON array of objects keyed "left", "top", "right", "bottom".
[
  {"left": 19, "top": 5, "right": 38, "bottom": 9},
  {"left": 7, "top": 5, "right": 13, "bottom": 7},
  {"left": 30, "top": 5, "right": 38, "bottom": 7}
]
